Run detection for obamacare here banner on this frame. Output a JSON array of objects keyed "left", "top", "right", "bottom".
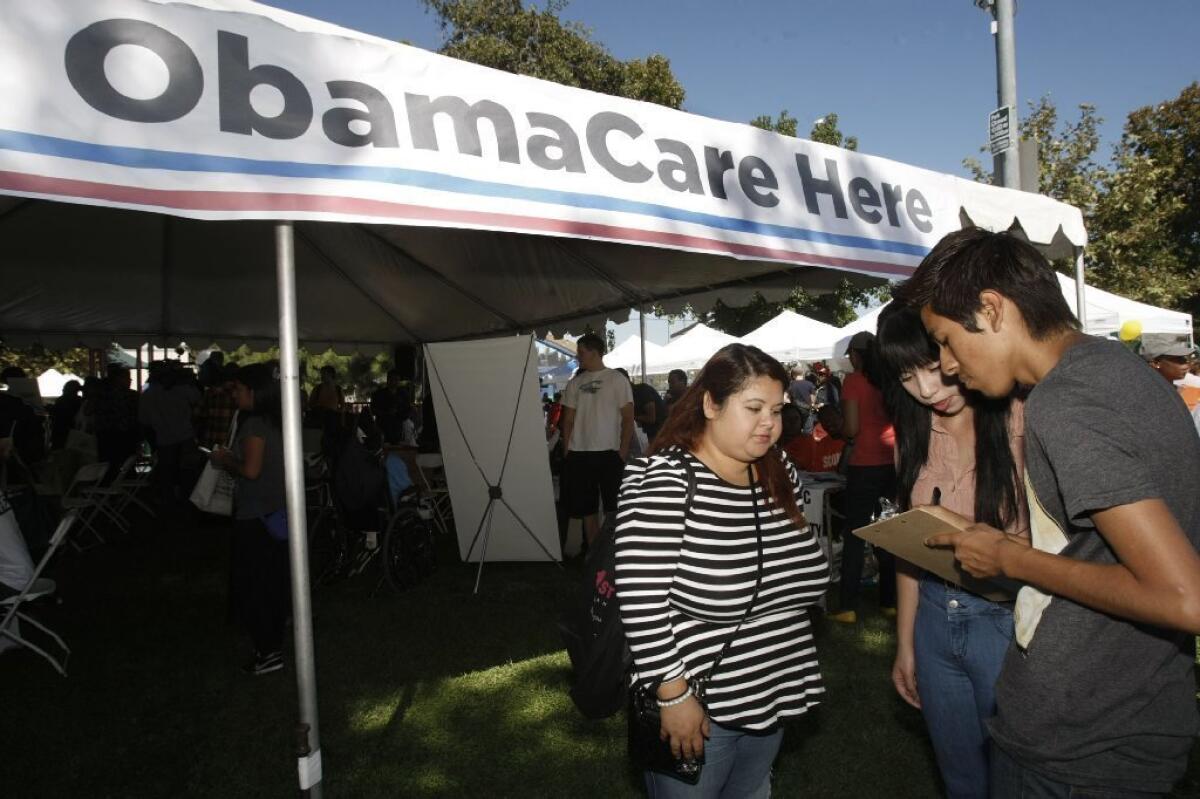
[{"left": 0, "top": 0, "right": 1083, "bottom": 281}]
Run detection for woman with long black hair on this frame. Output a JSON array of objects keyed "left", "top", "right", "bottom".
[
  {"left": 876, "top": 301, "right": 1027, "bottom": 798},
  {"left": 211, "top": 363, "right": 290, "bottom": 676},
  {"left": 615, "top": 344, "right": 829, "bottom": 797}
]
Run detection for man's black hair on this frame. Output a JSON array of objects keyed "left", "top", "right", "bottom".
[
  {"left": 896, "top": 227, "right": 1079, "bottom": 340},
  {"left": 576, "top": 333, "right": 606, "bottom": 356},
  {"left": 668, "top": 369, "right": 687, "bottom": 383}
]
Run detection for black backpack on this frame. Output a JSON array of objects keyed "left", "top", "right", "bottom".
[
  {"left": 559, "top": 459, "right": 694, "bottom": 720},
  {"left": 331, "top": 428, "right": 386, "bottom": 529}
]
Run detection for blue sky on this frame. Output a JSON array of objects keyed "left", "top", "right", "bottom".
[{"left": 267, "top": 0, "right": 1199, "bottom": 178}]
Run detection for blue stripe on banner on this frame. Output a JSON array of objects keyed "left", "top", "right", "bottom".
[{"left": 0, "top": 129, "right": 930, "bottom": 257}]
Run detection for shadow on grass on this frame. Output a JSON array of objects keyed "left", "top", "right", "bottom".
[{"left": 2, "top": 516, "right": 1198, "bottom": 798}]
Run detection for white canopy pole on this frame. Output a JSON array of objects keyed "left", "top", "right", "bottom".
[
  {"left": 639, "top": 309, "right": 648, "bottom": 381},
  {"left": 275, "top": 221, "right": 324, "bottom": 798},
  {"left": 1074, "top": 247, "right": 1088, "bottom": 331}
]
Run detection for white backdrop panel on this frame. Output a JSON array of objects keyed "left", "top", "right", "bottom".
[{"left": 425, "top": 336, "right": 561, "bottom": 562}]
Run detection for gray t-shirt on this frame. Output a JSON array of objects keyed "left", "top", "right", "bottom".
[
  {"left": 989, "top": 336, "right": 1200, "bottom": 792},
  {"left": 233, "top": 415, "right": 286, "bottom": 521}
]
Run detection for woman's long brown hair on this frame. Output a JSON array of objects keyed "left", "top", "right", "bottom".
[{"left": 649, "top": 343, "right": 805, "bottom": 526}]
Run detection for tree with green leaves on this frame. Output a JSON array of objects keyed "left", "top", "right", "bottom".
[
  {"left": 0, "top": 344, "right": 91, "bottom": 381},
  {"left": 750, "top": 110, "right": 859, "bottom": 151},
  {"left": 965, "top": 87, "right": 1199, "bottom": 321},
  {"left": 809, "top": 113, "right": 858, "bottom": 151},
  {"left": 749, "top": 109, "right": 798, "bottom": 138},
  {"left": 421, "top": 0, "right": 684, "bottom": 108},
  {"left": 964, "top": 94, "right": 1105, "bottom": 213},
  {"left": 1088, "top": 83, "right": 1200, "bottom": 312}
]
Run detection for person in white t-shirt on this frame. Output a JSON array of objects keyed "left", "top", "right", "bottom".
[{"left": 561, "top": 333, "right": 634, "bottom": 546}]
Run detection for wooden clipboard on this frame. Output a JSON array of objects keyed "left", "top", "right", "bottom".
[{"left": 852, "top": 508, "right": 1019, "bottom": 602}]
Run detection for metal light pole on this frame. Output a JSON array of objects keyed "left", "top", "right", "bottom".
[{"left": 978, "top": 0, "right": 1020, "bottom": 189}]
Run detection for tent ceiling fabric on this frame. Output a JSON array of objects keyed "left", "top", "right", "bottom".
[{"left": 0, "top": 197, "right": 877, "bottom": 351}]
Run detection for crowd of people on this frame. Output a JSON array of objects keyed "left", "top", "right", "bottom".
[
  {"left": 586, "top": 228, "right": 1200, "bottom": 798},
  {"left": 5, "top": 226, "right": 1200, "bottom": 795},
  {"left": 0, "top": 354, "right": 429, "bottom": 676}
]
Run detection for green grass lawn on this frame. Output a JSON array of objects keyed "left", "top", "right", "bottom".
[{"left": 2, "top": 516, "right": 1198, "bottom": 798}]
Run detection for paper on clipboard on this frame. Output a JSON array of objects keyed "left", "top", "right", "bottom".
[{"left": 852, "top": 508, "right": 1019, "bottom": 602}]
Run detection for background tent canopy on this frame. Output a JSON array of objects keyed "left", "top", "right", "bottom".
[
  {"left": 0, "top": 0, "right": 1086, "bottom": 350},
  {"left": 1054, "top": 273, "right": 1192, "bottom": 339},
  {"left": 741, "top": 311, "right": 840, "bottom": 364}
]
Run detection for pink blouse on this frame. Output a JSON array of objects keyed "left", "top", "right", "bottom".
[{"left": 909, "top": 397, "right": 1029, "bottom": 536}]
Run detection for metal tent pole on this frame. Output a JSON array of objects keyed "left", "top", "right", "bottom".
[
  {"left": 275, "top": 222, "right": 323, "bottom": 798},
  {"left": 639, "top": 308, "right": 648, "bottom": 381},
  {"left": 1074, "top": 247, "right": 1088, "bottom": 332}
]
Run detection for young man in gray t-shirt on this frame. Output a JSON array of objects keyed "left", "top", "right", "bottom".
[{"left": 899, "top": 228, "right": 1200, "bottom": 797}]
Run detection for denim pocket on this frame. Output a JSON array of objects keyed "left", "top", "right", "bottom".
[{"left": 989, "top": 608, "right": 1015, "bottom": 640}]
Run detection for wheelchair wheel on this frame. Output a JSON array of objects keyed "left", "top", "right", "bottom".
[
  {"left": 309, "top": 506, "right": 351, "bottom": 586},
  {"left": 382, "top": 507, "right": 427, "bottom": 592}
]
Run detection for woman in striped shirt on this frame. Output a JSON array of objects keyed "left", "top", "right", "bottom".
[{"left": 615, "top": 344, "right": 830, "bottom": 797}]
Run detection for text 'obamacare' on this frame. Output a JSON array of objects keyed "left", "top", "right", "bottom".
[{"left": 65, "top": 18, "right": 934, "bottom": 232}]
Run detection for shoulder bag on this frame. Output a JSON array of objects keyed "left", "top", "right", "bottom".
[{"left": 189, "top": 411, "right": 238, "bottom": 516}]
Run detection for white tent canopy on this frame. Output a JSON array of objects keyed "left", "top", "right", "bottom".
[
  {"left": 740, "top": 310, "right": 840, "bottom": 364},
  {"left": 824, "top": 276, "right": 1191, "bottom": 360},
  {"left": 1055, "top": 274, "right": 1192, "bottom": 339},
  {"left": 605, "top": 335, "right": 666, "bottom": 375},
  {"left": 36, "top": 368, "right": 84, "bottom": 400},
  {"left": 648, "top": 324, "right": 740, "bottom": 374},
  {"left": 829, "top": 304, "right": 890, "bottom": 360}
]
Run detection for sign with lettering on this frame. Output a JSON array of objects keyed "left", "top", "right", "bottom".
[
  {"left": 0, "top": 1, "right": 1080, "bottom": 281},
  {"left": 989, "top": 106, "right": 1015, "bottom": 156}
]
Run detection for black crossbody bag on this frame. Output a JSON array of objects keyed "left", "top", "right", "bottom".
[{"left": 628, "top": 463, "right": 766, "bottom": 785}]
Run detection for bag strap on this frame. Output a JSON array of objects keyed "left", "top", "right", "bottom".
[
  {"left": 226, "top": 409, "right": 240, "bottom": 448},
  {"left": 704, "top": 463, "right": 766, "bottom": 682}
]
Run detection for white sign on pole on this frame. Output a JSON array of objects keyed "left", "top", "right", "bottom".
[{"left": 989, "top": 106, "right": 1015, "bottom": 156}]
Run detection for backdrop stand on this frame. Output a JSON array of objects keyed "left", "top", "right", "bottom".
[{"left": 425, "top": 338, "right": 563, "bottom": 594}]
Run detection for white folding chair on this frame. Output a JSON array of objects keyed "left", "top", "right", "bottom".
[
  {"left": 414, "top": 453, "right": 453, "bottom": 537},
  {"left": 92, "top": 455, "right": 156, "bottom": 525},
  {"left": 0, "top": 511, "right": 77, "bottom": 675},
  {"left": 60, "top": 462, "right": 112, "bottom": 550}
]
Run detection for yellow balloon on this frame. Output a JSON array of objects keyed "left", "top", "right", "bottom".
[{"left": 1119, "top": 320, "right": 1143, "bottom": 342}]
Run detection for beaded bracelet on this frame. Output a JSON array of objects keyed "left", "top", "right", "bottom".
[{"left": 655, "top": 684, "right": 693, "bottom": 708}]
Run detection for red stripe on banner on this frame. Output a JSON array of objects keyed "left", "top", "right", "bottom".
[{"left": 0, "top": 171, "right": 916, "bottom": 277}]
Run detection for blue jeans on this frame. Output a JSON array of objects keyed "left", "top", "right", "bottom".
[
  {"left": 914, "top": 577, "right": 1013, "bottom": 799},
  {"left": 990, "top": 742, "right": 1165, "bottom": 799},
  {"left": 644, "top": 722, "right": 783, "bottom": 798}
]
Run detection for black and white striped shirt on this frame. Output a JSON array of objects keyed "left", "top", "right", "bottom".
[{"left": 614, "top": 446, "right": 830, "bottom": 731}]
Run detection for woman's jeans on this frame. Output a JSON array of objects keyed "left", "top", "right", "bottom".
[
  {"left": 915, "top": 578, "right": 1014, "bottom": 799},
  {"left": 231, "top": 517, "right": 292, "bottom": 655},
  {"left": 838, "top": 464, "right": 897, "bottom": 611},
  {"left": 644, "top": 722, "right": 783, "bottom": 798}
]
